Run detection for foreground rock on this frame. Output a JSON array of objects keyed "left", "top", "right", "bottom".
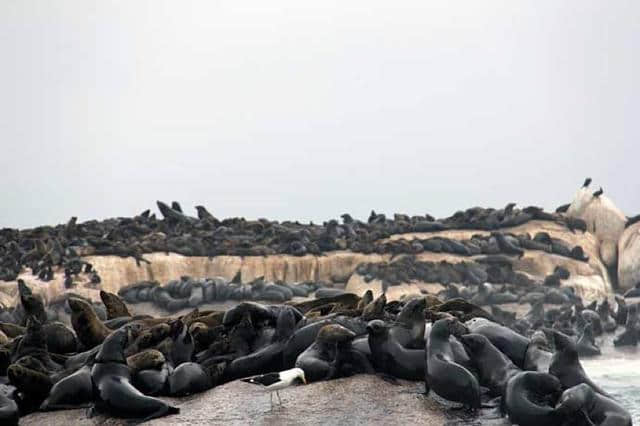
[{"left": 21, "top": 375, "right": 447, "bottom": 425}]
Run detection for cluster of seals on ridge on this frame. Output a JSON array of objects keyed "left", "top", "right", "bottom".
[
  {"left": 373, "top": 231, "right": 588, "bottom": 262},
  {"left": 117, "top": 275, "right": 344, "bottom": 312},
  {"left": 0, "top": 200, "right": 574, "bottom": 283}
]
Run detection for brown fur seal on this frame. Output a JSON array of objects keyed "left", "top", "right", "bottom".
[
  {"left": 362, "top": 293, "right": 387, "bottom": 321},
  {"left": 0, "top": 323, "right": 25, "bottom": 339},
  {"left": 68, "top": 298, "right": 111, "bottom": 349},
  {"left": 100, "top": 290, "right": 131, "bottom": 320},
  {"left": 127, "top": 349, "right": 166, "bottom": 374}
]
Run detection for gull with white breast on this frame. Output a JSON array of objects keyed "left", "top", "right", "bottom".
[{"left": 241, "top": 367, "right": 307, "bottom": 409}]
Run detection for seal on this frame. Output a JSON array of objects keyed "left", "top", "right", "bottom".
[
  {"left": 168, "top": 362, "right": 212, "bottom": 396},
  {"left": 68, "top": 298, "right": 111, "bottom": 349},
  {"left": 17, "top": 280, "right": 47, "bottom": 325},
  {"left": 225, "top": 307, "right": 297, "bottom": 380},
  {"left": 548, "top": 330, "right": 612, "bottom": 398},
  {"left": 614, "top": 303, "right": 638, "bottom": 347},
  {"left": 90, "top": 328, "right": 180, "bottom": 422},
  {"left": 100, "top": 290, "right": 131, "bottom": 320},
  {"left": 133, "top": 364, "right": 169, "bottom": 396},
  {"left": 523, "top": 330, "right": 552, "bottom": 373},
  {"left": 426, "top": 318, "right": 480, "bottom": 408},
  {"left": 127, "top": 349, "right": 166, "bottom": 373},
  {"left": 361, "top": 293, "right": 387, "bottom": 321},
  {"left": 460, "top": 333, "right": 521, "bottom": 396},
  {"left": 577, "top": 323, "right": 602, "bottom": 355},
  {"left": 504, "top": 371, "right": 564, "bottom": 426},
  {"left": 281, "top": 315, "right": 367, "bottom": 367},
  {"left": 466, "top": 317, "right": 530, "bottom": 368},
  {"left": 40, "top": 365, "right": 92, "bottom": 411},
  {"left": 366, "top": 320, "right": 425, "bottom": 381},
  {"left": 295, "top": 324, "right": 356, "bottom": 382},
  {"left": 43, "top": 322, "right": 78, "bottom": 354},
  {"left": 7, "top": 361, "right": 53, "bottom": 411},
  {"left": 555, "top": 383, "right": 631, "bottom": 426},
  {"left": 0, "top": 391, "right": 18, "bottom": 426},
  {"left": 389, "top": 297, "right": 426, "bottom": 349}
]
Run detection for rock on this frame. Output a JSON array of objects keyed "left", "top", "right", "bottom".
[
  {"left": 21, "top": 375, "right": 447, "bottom": 425},
  {"left": 566, "top": 188, "right": 626, "bottom": 268},
  {"left": 618, "top": 221, "right": 640, "bottom": 291}
]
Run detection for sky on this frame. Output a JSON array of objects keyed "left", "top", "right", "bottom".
[{"left": 1, "top": 1, "right": 638, "bottom": 229}]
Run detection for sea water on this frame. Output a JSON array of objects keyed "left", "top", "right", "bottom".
[{"left": 582, "top": 339, "right": 640, "bottom": 423}]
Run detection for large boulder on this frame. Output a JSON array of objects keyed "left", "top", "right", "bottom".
[
  {"left": 566, "top": 187, "right": 626, "bottom": 268},
  {"left": 618, "top": 221, "right": 640, "bottom": 291}
]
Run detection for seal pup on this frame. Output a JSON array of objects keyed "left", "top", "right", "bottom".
[
  {"left": 548, "top": 330, "right": 612, "bottom": 399},
  {"left": 241, "top": 367, "right": 306, "bottom": 409},
  {"left": 90, "top": 328, "right": 179, "bottom": 422},
  {"left": 504, "top": 371, "right": 564, "bottom": 426},
  {"left": 366, "top": 320, "right": 425, "bottom": 381},
  {"left": 555, "top": 383, "right": 631, "bottom": 426},
  {"left": 426, "top": 318, "right": 480, "bottom": 408}
]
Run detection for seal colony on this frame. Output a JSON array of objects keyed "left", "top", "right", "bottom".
[
  {"left": 0, "top": 178, "right": 637, "bottom": 424},
  {"left": 0, "top": 280, "right": 635, "bottom": 425}
]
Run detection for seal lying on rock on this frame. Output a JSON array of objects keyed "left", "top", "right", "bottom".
[{"left": 90, "top": 328, "right": 179, "bottom": 422}]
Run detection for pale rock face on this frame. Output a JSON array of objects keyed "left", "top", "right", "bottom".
[
  {"left": 618, "top": 222, "right": 640, "bottom": 291},
  {"left": 566, "top": 191, "right": 627, "bottom": 269}
]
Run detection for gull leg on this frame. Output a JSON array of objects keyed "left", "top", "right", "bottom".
[
  {"left": 270, "top": 392, "right": 273, "bottom": 410},
  {"left": 277, "top": 390, "right": 282, "bottom": 405}
]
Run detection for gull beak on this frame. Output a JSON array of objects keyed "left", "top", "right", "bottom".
[{"left": 302, "top": 377, "right": 307, "bottom": 385}]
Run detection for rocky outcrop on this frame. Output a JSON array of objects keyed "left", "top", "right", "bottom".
[
  {"left": 566, "top": 187, "right": 627, "bottom": 268},
  {"left": 618, "top": 221, "right": 640, "bottom": 291}
]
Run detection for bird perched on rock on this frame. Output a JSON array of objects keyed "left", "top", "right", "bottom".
[{"left": 241, "top": 368, "right": 307, "bottom": 409}]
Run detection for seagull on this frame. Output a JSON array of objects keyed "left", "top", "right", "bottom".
[{"left": 241, "top": 368, "right": 307, "bottom": 409}]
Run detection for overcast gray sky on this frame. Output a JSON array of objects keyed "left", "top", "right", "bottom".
[{"left": 1, "top": 1, "right": 638, "bottom": 229}]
